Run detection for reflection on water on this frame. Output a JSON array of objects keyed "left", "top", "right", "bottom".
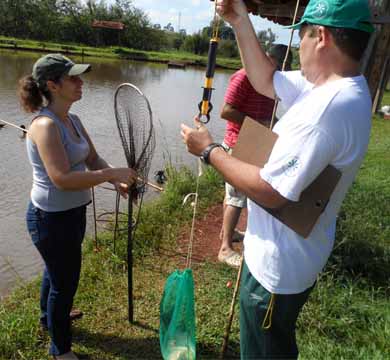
[{"left": 0, "top": 49, "right": 233, "bottom": 297}]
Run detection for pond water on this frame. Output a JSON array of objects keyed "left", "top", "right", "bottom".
[{"left": 0, "top": 49, "right": 233, "bottom": 297}]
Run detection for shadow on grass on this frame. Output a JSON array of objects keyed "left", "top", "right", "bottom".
[
  {"left": 328, "top": 237, "right": 390, "bottom": 290},
  {"left": 73, "top": 326, "right": 239, "bottom": 359},
  {"left": 73, "top": 327, "right": 159, "bottom": 359},
  {"left": 324, "top": 180, "right": 390, "bottom": 293}
]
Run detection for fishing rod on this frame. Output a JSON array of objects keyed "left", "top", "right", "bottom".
[
  {"left": 198, "top": 0, "right": 221, "bottom": 124},
  {"left": 0, "top": 118, "right": 27, "bottom": 133},
  {"left": 0, "top": 118, "right": 163, "bottom": 192}
]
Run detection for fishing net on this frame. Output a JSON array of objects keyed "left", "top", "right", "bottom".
[
  {"left": 114, "top": 83, "right": 156, "bottom": 322},
  {"left": 114, "top": 83, "right": 155, "bottom": 184},
  {"left": 160, "top": 269, "right": 196, "bottom": 360}
]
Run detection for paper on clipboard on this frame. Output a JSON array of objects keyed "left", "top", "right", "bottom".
[{"left": 231, "top": 117, "right": 341, "bottom": 238}]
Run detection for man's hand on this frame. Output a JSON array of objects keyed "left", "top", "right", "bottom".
[
  {"left": 181, "top": 117, "right": 214, "bottom": 156},
  {"left": 216, "top": 0, "right": 249, "bottom": 27}
]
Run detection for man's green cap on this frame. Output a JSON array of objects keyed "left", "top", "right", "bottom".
[
  {"left": 285, "top": 0, "right": 374, "bottom": 33},
  {"left": 32, "top": 53, "right": 91, "bottom": 86}
]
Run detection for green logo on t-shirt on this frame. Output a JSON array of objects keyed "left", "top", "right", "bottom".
[{"left": 283, "top": 156, "right": 300, "bottom": 177}]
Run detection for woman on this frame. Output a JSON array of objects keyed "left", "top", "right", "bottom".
[{"left": 19, "top": 53, "right": 137, "bottom": 360}]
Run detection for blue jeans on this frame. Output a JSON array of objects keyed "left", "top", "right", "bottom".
[{"left": 26, "top": 201, "right": 87, "bottom": 356}]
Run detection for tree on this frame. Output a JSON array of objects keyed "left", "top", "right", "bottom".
[
  {"left": 218, "top": 39, "right": 239, "bottom": 58},
  {"left": 202, "top": 19, "right": 235, "bottom": 40},
  {"left": 182, "top": 31, "right": 209, "bottom": 55},
  {"left": 164, "top": 22, "right": 174, "bottom": 32},
  {"left": 257, "top": 28, "right": 276, "bottom": 51},
  {"left": 0, "top": 0, "right": 169, "bottom": 52}
]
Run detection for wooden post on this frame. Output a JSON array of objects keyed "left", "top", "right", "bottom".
[
  {"left": 372, "top": 56, "right": 390, "bottom": 113},
  {"left": 365, "top": 0, "right": 390, "bottom": 102}
]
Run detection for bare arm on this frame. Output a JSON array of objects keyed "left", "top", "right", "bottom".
[
  {"left": 29, "top": 117, "right": 136, "bottom": 191},
  {"left": 181, "top": 120, "right": 287, "bottom": 209},
  {"left": 75, "top": 117, "right": 112, "bottom": 171},
  {"left": 220, "top": 103, "right": 245, "bottom": 124},
  {"left": 216, "top": 0, "right": 277, "bottom": 99},
  {"left": 210, "top": 148, "right": 287, "bottom": 208}
]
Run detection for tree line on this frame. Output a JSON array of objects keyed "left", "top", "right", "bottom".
[{"left": 0, "top": 0, "right": 276, "bottom": 57}]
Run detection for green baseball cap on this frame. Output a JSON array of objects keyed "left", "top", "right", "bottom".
[
  {"left": 32, "top": 53, "right": 91, "bottom": 86},
  {"left": 286, "top": 0, "right": 374, "bottom": 33}
]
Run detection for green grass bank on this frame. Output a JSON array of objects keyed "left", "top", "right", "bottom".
[
  {"left": 0, "top": 36, "right": 242, "bottom": 70},
  {"left": 1, "top": 107, "right": 389, "bottom": 359}
]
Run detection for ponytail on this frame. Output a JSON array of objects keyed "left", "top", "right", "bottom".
[{"left": 18, "top": 75, "right": 51, "bottom": 113}]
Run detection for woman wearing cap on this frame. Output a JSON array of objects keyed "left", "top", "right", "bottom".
[{"left": 19, "top": 53, "right": 137, "bottom": 360}]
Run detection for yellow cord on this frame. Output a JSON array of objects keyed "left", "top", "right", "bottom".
[
  {"left": 262, "top": 293, "right": 275, "bottom": 330},
  {"left": 212, "top": 0, "right": 221, "bottom": 40}
]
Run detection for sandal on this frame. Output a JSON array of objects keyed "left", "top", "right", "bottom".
[
  {"left": 218, "top": 251, "right": 242, "bottom": 268},
  {"left": 69, "top": 308, "right": 83, "bottom": 321},
  {"left": 41, "top": 309, "right": 83, "bottom": 332}
]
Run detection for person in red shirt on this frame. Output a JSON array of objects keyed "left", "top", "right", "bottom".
[{"left": 218, "top": 44, "right": 292, "bottom": 267}]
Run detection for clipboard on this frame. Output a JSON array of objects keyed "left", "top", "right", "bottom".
[{"left": 232, "top": 117, "right": 342, "bottom": 238}]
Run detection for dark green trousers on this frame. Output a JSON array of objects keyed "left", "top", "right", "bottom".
[{"left": 240, "top": 261, "right": 314, "bottom": 359}]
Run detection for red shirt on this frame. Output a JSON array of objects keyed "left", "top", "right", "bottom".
[{"left": 223, "top": 69, "right": 274, "bottom": 147}]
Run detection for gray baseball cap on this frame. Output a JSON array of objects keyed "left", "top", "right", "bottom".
[{"left": 32, "top": 53, "right": 91, "bottom": 85}]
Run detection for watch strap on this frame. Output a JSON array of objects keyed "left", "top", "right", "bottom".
[{"left": 200, "top": 143, "right": 224, "bottom": 165}]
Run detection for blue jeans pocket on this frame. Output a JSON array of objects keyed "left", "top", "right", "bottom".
[
  {"left": 26, "top": 202, "right": 49, "bottom": 249},
  {"left": 26, "top": 220, "right": 39, "bottom": 244}
]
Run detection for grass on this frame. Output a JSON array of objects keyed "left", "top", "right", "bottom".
[
  {"left": 0, "top": 36, "right": 242, "bottom": 70},
  {"left": 1, "top": 114, "right": 389, "bottom": 359}
]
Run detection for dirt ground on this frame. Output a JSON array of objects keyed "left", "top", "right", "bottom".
[{"left": 177, "top": 203, "right": 247, "bottom": 264}]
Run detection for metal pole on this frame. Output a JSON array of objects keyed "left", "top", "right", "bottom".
[
  {"left": 128, "top": 195, "right": 134, "bottom": 323},
  {"left": 91, "top": 187, "right": 98, "bottom": 249},
  {"left": 113, "top": 192, "right": 120, "bottom": 254}
]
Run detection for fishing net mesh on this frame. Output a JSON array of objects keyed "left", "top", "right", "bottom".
[
  {"left": 114, "top": 83, "right": 155, "bottom": 182},
  {"left": 160, "top": 269, "right": 196, "bottom": 360}
]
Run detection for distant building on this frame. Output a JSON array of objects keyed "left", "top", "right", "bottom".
[{"left": 91, "top": 20, "right": 125, "bottom": 30}]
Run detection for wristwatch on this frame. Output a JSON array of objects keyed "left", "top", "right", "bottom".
[{"left": 200, "top": 143, "right": 225, "bottom": 165}]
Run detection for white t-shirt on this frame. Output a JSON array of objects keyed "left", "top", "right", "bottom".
[{"left": 244, "top": 71, "right": 372, "bottom": 294}]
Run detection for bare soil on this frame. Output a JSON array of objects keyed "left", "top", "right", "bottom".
[{"left": 177, "top": 204, "right": 247, "bottom": 264}]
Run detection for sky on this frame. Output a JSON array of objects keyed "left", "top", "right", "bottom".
[{"left": 125, "top": 0, "right": 299, "bottom": 45}]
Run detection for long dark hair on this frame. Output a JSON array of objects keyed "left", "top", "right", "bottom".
[{"left": 18, "top": 75, "right": 61, "bottom": 113}]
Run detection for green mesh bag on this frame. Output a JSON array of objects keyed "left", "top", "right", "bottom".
[{"left": 160, "top": 269, "right": 196, "bottom": 360}]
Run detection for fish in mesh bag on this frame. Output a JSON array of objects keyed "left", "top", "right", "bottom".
[{"left": 160, "top": 269, "right": 196, "bottom": 360}]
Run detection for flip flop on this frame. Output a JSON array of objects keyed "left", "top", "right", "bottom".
[
  {"left": 218, "top": 251, "right": 242, "bottom": 268},
  {"left": 69, "top": 308, "right": 83, "bottom": 321}
]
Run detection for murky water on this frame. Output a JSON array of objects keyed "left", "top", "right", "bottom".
[{"left": 0, "top": 49, "right": 232, "bottom": 298}]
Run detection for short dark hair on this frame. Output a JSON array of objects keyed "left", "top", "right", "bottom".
[
  {"left": 268, "top": 44, "right": 293, "bottom": 71},
  {"left": 302, "top": 23, "right": 371, "bottom": 62},
  {"left": 326, "top": 26, "right": 371, "bottom": 62}
]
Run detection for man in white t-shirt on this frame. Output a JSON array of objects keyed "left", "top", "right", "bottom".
[{"left": 181, "top": 0, "right": 374, "bottom": 358}]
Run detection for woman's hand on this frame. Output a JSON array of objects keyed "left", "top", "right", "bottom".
[
  {"left": 109, "top": 168, "right": 138, "bottom": 187},
  {"left": 113, "top": 181, "right": 129, "bottom": 199},
  {"left": 216, "top": 0, "right": 249, "bottom": 27}
]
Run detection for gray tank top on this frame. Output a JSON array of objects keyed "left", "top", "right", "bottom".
[{"left": 26, "top": 108, "right": 91, "bottom": 212}]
